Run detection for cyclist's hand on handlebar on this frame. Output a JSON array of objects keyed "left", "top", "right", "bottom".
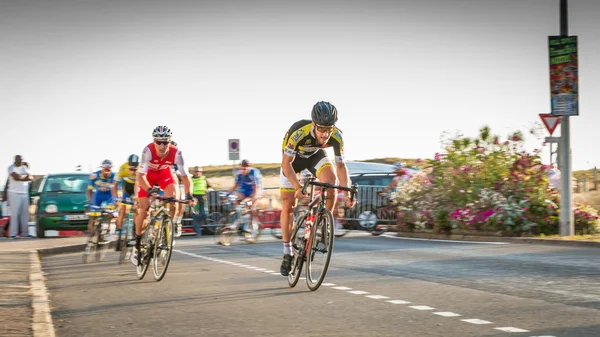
[
  {"left": 147, "top": 187, "right": 160, "bottom": 197},
  {"left": 294, "top": 188, "right": 306, "bottom": 200},
  {"left": 186, "top": 193, "right": 196, "bottom": 206},
  {"left": 344, "top": 193, "right": 356, "bottom": 208}
]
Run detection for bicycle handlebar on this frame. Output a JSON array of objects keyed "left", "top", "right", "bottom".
[
  {"left": 155, "top": 196, "right": 190, "bottom": 204},
  {"left": 301, "top": 177, "right": 359, "bottom": 202}
]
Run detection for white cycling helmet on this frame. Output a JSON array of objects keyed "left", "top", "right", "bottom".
[{"left": 152, "top": 125, "right": 172, "bottom": 138}]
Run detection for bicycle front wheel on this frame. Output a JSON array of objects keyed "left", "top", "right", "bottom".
[
  {"left": 243, "top": 213, "right": 261, "bottom": 244},
  {"left": 82, "top": 226, "right": 98, "bottom": 264},
  {"left": 306, "top": 209, "right": 335, "bottom": 291},
  {"left": 153, "top": 215, "right": 174, "bottom": 281},
  {"left": 136, "top": 230, "right": 151, "bottom": 280},
  {"left": 118, "top": 219, "right": 131, "bottom": 264}
]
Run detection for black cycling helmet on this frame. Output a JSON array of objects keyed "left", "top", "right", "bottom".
[
  {"left": 311, "top": 101, "right": 338, "bottom": 126},
  {"left": 101, "top": 159, "right": 113, "bottom": 169},
  {"left": 128, "top": 154, "right": 139, "bottom": 167},
  {"left": 241, "top": 159, "right": 250, "bottom": 167}
]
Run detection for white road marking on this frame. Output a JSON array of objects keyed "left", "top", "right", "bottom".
[
  {"left": 30, "top": 251, "right": 56, "bottom": 337},
  {"left": 461, "top": 319, "right": 492, "bottom": 325},
  {"left": 366, "top": 295, "right": 390, "bottom": 300},
  {"left": 333, "top": 286, "right": 352, "bottom": 290},
  {"left": 348, "top": 290, "right": 370, "bottom": 295},
  {"left": 494, "top": 327, "right": 530, "bottom": 333},
  {"left": 434, "top": 312, "right": 461, "bottom": 317},
  {"left": 409, "top": 305, "right": 435, "bottom": 311},
  {"left": 174, "top": 249, "right": 539, "bottom": 336}
]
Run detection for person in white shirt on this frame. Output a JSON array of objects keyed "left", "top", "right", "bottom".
[{"left": 7, "top": 155, "right": 32, "bottom": 239}]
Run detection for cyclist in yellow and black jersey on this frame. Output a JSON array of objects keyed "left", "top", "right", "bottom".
[
  {"left": 114, "top": 154, "right": 139, "bottom": 251},
  {"left": 278, "top": 101, "right": 356, "bottom": 276},
  {"left": 281, "top": 120, "right": 344, "bottom": 170}
]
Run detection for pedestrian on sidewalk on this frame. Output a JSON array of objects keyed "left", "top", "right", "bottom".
[{"left": 7, "top": 155, "right": 32, "bottom": 239}]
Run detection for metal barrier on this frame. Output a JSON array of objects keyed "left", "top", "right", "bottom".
[{"left": 199, "top": 185, "right": 396, "bottom": 232}]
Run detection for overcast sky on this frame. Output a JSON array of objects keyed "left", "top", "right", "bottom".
[{"left": 1, "top": 0, "right": 598, "bottom": 182}]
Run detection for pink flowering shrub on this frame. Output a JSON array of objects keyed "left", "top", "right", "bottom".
[{"left": 393, "top": 125, "right": 600, "bottom": 235}]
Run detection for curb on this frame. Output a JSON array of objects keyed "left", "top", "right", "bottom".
[
  {"left": 31, "top": 241, "right": 118, "bottom": 337},
  {"left": 37, "top": 241, "right": 117, "bottom": 257},
  {"left": 395, "top": 232, "right": 600, "bottom": 248}
]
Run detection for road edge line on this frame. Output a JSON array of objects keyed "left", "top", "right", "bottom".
[{"left": 30, "top": 250, "right": 56, "bottom": 337}]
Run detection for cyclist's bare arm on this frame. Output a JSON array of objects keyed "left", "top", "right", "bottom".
[
  {"left": 282, "top": 155, "right": 304, "bottom": 199},
  {"left": 111, "top": 181, "right": 119, "bottom": 200},
  {"left": 335, "top": 162, "right": 356, "bottom": 208},
  {"left": 136, "top": 172, "right": 152, "bottom": 193},
  {"left": 380, "top": 180, "right": 398, "bottom": 194}
]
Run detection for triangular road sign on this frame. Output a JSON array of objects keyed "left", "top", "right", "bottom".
[{"left": 539, "top": 113, "right": 560, "bottom": 136}]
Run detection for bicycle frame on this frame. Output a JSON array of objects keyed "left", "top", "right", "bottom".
[{"left": 296, "top": 177, "right": 358, "bottom": 256}]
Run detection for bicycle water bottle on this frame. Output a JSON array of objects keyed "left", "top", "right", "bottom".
[{"left": 304, "top": 214, "right": 315, "bottom": 239}]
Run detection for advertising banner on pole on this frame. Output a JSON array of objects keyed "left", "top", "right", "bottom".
[{"left": 548, "top": 36, "right": 578, "bottom": 116}]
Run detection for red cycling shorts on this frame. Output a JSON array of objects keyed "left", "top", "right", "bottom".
[{"left": 137, "top": 169, "right": 177, "bottom": 198}]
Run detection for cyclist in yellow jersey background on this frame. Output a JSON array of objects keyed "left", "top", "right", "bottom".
[
  {"left": 114, "top": 154, "right": 139, "bottom": 251},
  {"left": 279, "top": 101, "right": 356, "bottom": 276}
]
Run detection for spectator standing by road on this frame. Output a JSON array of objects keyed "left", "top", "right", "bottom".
[
  {"left": 7, "top": 155, "right": 32, "bottom": 239},
  {"left": 191, "top": 166, "right": 211, "bottom": 235}
]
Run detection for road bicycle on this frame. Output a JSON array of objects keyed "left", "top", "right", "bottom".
[
  {"left": 368, "top": 191, "right": 399, "bottom": 236},
  {"left": 82, "top": 204, "right": 116, "bottom": 264},
  {"left": 116, "top": 200, "right": 136, "bottom": 264},
  {"left": 288, "top": 177, "right": 357, "bottom": 291},
  {"left": 214, "top": 193, "right": 261, "bottom": 246},
  {"left": 135, "top": 195, "right": 190, "bottom": 282}
]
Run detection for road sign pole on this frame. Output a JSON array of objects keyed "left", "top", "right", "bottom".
[{"left": 558, "top": 0, "right": 574, "bottom": 237}]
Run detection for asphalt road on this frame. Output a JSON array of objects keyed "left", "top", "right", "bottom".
[{"left": 42, "top": 232, "right": 600, "bottom": 337}]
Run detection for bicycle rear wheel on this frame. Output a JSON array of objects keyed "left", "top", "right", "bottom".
[
  {"left": 288, "top": 211, "right": 307, "bottom": 288},
  {"left": 215, "top": 212, "right": 237, "bottom": 246},
  {"left": 371, "top": 209, "right": 391, "bottom": 236},
  {"left": 204, "top": 212, "right": 222, "bottom": 235},
  {"left": 153, "top": 216, "right": 174, "bottom": 281},
  {"left": 306, "top": 209, "right": 335, "bottom": 291}
]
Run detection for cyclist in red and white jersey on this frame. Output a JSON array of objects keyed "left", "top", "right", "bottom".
[{"left": 132, "top": 125, "right": 195, "bottom": 265}]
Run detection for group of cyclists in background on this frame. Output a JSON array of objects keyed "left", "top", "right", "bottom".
[{"left": 84, "top": 100, "right": 408, "bottom": 278}]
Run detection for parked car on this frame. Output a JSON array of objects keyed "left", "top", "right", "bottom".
[
  {"left": 343, "top": 172, "right": 395, "bottom": 230},
  {"left": 32, "top": 173, "right": 90, "bottom": 238}
]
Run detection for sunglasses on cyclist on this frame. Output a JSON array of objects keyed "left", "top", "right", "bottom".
[
  {"left": 155, "top": 139, "right": 170, "bottom": 146},
  {"left": 315, "top": 125, "right": 335, "bottom": 134}
]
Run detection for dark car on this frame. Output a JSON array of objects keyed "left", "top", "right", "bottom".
[
  {"left": 343, "top": 172, "right": 395, "bottom": 230},
  {"left": 32, "top": 173, "right": 90, "bottom": 238}
]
